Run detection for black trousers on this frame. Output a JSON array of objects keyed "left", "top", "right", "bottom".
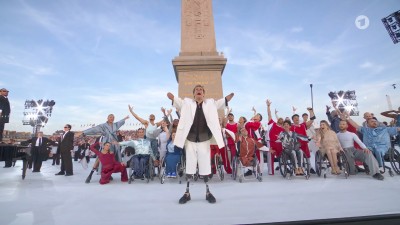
[
  {"left": 0, "top": 122, "right": 4, "bottom": 142},
  {"left": 31, "top": 147, "right": 43, "bottom": 171},
  {"left": 60, "top": 151, "right": 73, "bottom": 175}
]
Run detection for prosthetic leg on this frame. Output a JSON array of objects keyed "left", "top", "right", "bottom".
[
  {"left": 85, "top": 158, "right": 99, "bottom": 183},
  {"left": 178, "top": 174, "right": 216, "bottom": 204}
]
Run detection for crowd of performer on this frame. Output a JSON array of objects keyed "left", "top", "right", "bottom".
[{"left": 4, "top": 85, "right": 400, "bottom": 204}]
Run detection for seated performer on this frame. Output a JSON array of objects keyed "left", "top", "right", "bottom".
[
  {"left": 90, "top": 142, "right": 128, "bottom": 185},
  {"left": 277, "top": 120, "right": 309, "bottom": 175}
]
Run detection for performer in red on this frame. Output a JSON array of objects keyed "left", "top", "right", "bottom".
[
  {"left": 266, "top": 100, "right": 284, "bottom": 175},
  {"left": 90, "top": 142, "right": 128, "bottom": 185},
  {"left": 290, "top": 107, "right": 315, "bottom": 173},
  {"left": 222, "top": 113, "right": 238, "bottom": 174}
]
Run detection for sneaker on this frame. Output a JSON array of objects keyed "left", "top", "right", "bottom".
[
  {"left": 372, "top": 173, "right": 384, "bottom": 180},
  {"left": 244, "top": 170, "right": 253, "bottom": 176},
  {"left": 206, "top": 192, "right": 216, "bottom": 204},
  {"left": 310, "top": 168, "right": 316, "bottom": 174},
  {"left": 171, "top": 172, "right": 177, "bottom": 178},
  {"left": 275, "top": 166, "right": 279, "bottom": 171},
  {"left": 167, "top": 173, "right": 171, "bottom": 178},
  {"left": 379, "top": 167, "right": 384, "bottom": 174},
  {"left": 179, "top": 192, "right": 191, "bottom": 204}
]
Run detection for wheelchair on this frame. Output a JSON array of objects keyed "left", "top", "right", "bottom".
[
  {"left": 278, "top": 150, "right": 311, "bottom": 180},
  {"left": 127, "top": 155, "right": 154, "bottom": 183},
  {"left": 231, "top": 151, "right": 262, "bottom": 183},
  {"left": 388, "top": 147, "right": 400, "bottom": 175},
  {"left": 160, "top": 154, "right": 185, "bottom": 184},
  {"left": 315, "top": 150, "right": 350, "bottom": 179},
  {"left": 212, "top": 150, "right": 225, "bottom": 181},
  {"left": 375, "top": 147, "right": 398, "bottom": 177}
]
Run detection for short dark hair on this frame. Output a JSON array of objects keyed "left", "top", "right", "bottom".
[
  {"left": 291, "top": 114, "right": 299, "bottom": 120},
  {"left": 283, "top": 120, "right": 292, "bottom": 126},
  {"left": 227, "top": 113, "right": 234, "bottom": 117},
  {"left": 65, "top": 124, "right": 72, "bottom": 129},
  {"left": 257, "top": 113, "right": 263, "bottom": 121},
  {"left": 302, "top": 113, "right": 308, "bottom": 117}
]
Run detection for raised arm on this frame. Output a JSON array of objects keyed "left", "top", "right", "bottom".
[
  {"left": 346, "top": 114, "right": 360, "bottom": 130},
  {"left": 381, "top": 110, "right": 398, "bottom": 119},
  {"left": 305, "top": 107, "right": 316, "bottom": 128},
  {"left": 274, "top": 109, "right": 279, "bottom": 121},
  {"left": 128, "top": 105, "right": 148, "bottom": 125},
  {"left": 266, "top": 99, "right": 272, "bottom": 122}
]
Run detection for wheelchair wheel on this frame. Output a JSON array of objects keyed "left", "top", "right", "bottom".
[
  {"left": 256, "top": 161, "right": 262, "bottom": 182},
  {"left": 160, "top": 159, "right": 166, "bottom": 184},
  {"left": 389, "top": 148, "right": 400, "bottom": 175},
  {"left": 302, "top": 155, "right": 310, "bottom": 179},
  {"left": 315, "top": 151, "right": 323, "bottom": 177},
  {"left": 215, "top": 154, "right": 224, "bottom": 181},
  {"left": 338, "top": 152, "right": 350, "bottom": 179},
  {"left": 160, "top": 169, "right": 166, "bottom": 184},
  {"left": 232, "top": 156, "right": 237, "bottom": 180},
  {"left": 279, "top": 153, "right": 293, "bottom": 179}
]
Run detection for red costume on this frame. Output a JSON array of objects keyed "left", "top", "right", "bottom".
[
  {"left": 245, "top": 121, "right": 262, "bottom": 161},
  {"left": 237, "top": 136, "right": 264, "bottom": 166},
  {"left": 268, "top": 119, "right": 284, "bottom": 175},
  {"left": 290, "top": 122, "right": 311, "bottom": 158},
  {"left": 90, "top": 143, "right": 128, "bottom": 184}
]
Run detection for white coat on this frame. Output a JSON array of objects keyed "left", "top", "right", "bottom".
[{"left": 173, "top": 97, "right": 226, "bottom": 149}]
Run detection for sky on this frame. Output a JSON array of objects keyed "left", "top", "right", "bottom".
[{"left": 0, "top": 0, "right": 399, "bottom": 134}]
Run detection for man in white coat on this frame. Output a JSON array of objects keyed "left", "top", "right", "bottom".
[{"left": 167, "top": 85, "right": 234, "bottom": 204}]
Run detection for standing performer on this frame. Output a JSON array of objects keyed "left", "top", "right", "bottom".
[
  {"left": 0, "top": 88, "right": 11, "bottom": 143},
  {"left": 82, "top": 114, "right": 129, "bottom": 182},
  {"left": 25, "top": 131, "right": 54, "bottom": 172},
  {"left": 167, "top": 85, "right": 234, "bottom": 204},
  {"left": 55, "top": 124, "right": 75, "bottom": 176}
]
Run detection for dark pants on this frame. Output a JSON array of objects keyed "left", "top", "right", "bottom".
[
  {"left": 0, "top": 122, "right": 4, "bottom": 142},
  {"left": 31, "top": 147, "right": 43, "bottom": 171},
  {"left": 52, "top": 153, "right": 60, "bottom": 165},
  {"left": 74, "top": 150, "right": 81, "bottom": 161},
  {"left": 100, "top": 164, "right": 128, "bottom": 184},
  {"left": 131, "top": 154, "right": 149, "bottom": 177},
  {"left": 60, "top": 151, "right": 73, "bottom": 175}
]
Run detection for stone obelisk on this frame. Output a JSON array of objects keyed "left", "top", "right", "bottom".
[{"left": 172, "top": 0, "right": 227, "bottom": 101}]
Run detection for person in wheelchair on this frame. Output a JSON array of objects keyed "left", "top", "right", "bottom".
[
  {"left": 119, "top": 128, "right": 155, "bottom": 179},
  {"left": 89, "top": 142, "right": 128, "bottom": 185},
  {"left": 336, "top": 120, "right": 383, "bottom": 180},
  {"left": 165, "top": 132, "right": 182, "bottom": 178},
  {"left": 277, "top": 120, "right": 309, "bottom": 175},
  {"left": 237, "top": 127, "right": 265, "bottom": 176},
  {"left": 316, "top": 120, "right": 344, "bottom": 175},
  {"left": 347, "top": 116, "right": 400, "bottom": 173}
]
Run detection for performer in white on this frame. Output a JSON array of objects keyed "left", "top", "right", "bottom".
[{"left": 167, "top": 85, "right": 234, "bottom": 204}]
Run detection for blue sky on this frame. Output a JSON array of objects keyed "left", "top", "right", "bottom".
[{"left": 1, "top": 0, "right": 399, "bottom": 133}]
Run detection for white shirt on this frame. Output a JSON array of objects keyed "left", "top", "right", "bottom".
[{"left": 336, "top": 131, "right": 367, "bottom": 149}]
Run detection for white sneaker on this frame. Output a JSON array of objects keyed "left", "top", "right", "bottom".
[{"left": 379, "top": 167, "right": 384, "bottom": 173}]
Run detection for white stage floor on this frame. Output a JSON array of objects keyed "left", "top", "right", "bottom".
[{"left": 1, "top": 158, "right": 400, "bottom": 225}]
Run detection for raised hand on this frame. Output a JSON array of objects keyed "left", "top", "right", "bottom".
[
  {"left": 166, "top": 108, "right": 172, "bottom": 116},
  {"left": 326, "top": 105, "right": 331, "bottom": 112},
  {"left": 266, "top": 99, "right": 271, "bottom": 107},
  {"left": 167, "top": 92, "right": 174, "bottom": 101},
  {"left": 225, "top": 92, "right": 234, "bottom": 102}
]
